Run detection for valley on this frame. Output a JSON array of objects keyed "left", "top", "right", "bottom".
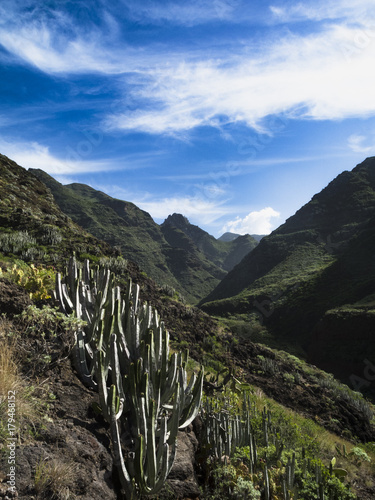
[{"left": 0, "top": 154, "right": 375, "bottom": 499}]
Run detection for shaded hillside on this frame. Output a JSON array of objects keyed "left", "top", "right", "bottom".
[
  {"left": 0, "top": 154, "right": 115, "bottom": 264},
  {"left": 1, "top": 251, "right": 375, "bottom": 499},
  {"left": 161, "top": 213, "right": 258, "bottom": 272},
  {"left": 1, "top": 155, "right": 375, "bottom": 499},
  {"left": 29, "top": 170, "right": 217, "bottom": 302},
  {"left": 30, "top": 171, "right": 255, "bottom": 303},
  {"left": 201, "top": 157, "right": 375, "bottom": 306},
  {"left": 200, "top": 157, "right": 375, "bottom": 396}
]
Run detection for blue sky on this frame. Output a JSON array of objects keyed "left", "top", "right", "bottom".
[{"left": 1, "top": 0, "right": 375, "bottom": 236}]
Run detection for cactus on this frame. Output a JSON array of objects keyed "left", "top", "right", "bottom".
[
  {"left": 263, "top": 463, "right": 270, "bottom": 500},
  {"left": 285, "top": 452, "right": 296, "bottom": 490},
  {"left": 55, "top": 256, "right": 204, "bottom": 497}
]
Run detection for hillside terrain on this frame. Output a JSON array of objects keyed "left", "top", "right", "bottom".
[
  {"left": 0, "top": 154, "right": 375, "bottom": 499},
  {"left": 161, "top": 213, "right": 257, "bottom": 274},
  {"left": 29, "top": 169, "right": 257, "bottom": 303},
  {"left": 200, "top": 157, "right": 375, "bottom": 397},
  {"left": 0, "top": 154, "right": 115, "bottom": 264}
]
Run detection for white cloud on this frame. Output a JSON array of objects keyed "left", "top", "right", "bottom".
[
  {"left": 0, "top": 139, "right": 121, "bottom": 174},
  {"left": 131, "top": 196, "right": 233, "bottom": 225},
  {"left": 2, "top": 0, "right": 375, "bottom": 136},
  {"left": 0, "top": 25, "right": 124, "bottom": 74},
  {"left": 92, "top": 182, "right": 236, "bottom": 226},
  {"left": 269, "top": 0, "right": 374, "bottom": 23},
  {"left": 106, "top": 17, "right": 375, "bottom": 135},
  {"left": 222, "top": 207, "right": 281, "bottom": 235},
  {"left": 347, "top": 134, "right": 375, "bottom": 153}
]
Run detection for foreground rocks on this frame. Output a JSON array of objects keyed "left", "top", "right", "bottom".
[{"left": 0, "top": 349, "right": 200, "bottom": 499}]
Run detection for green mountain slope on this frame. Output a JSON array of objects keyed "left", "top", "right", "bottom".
[
  {"left": 202, "top": 157, "right": 375, "bottom": 305},
  {"left": 29, "top": 171, "right": 256, "bottom": 303},
  {"left": 161, "top": 213, "right": 258, "bottom": 272},
  {"left": 1, "top": 154, "right": 375, "bottom": 499},
  {"left": 200, "top": 157, "right": 375, "bottom": 395},
  {"left": 0, "top": 155, "right": 114, "bottom": 263}
]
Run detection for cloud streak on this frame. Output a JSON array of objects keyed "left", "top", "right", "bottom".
[
  {"left": 107, "top": 19, "right": 375, "bottom": 134},
  {"left": 93, "top": 184, "right": 235, "bottom": 227},
  {"left": 0, "top": 138, "right": 156, "bottom": 175},
  {"left": 123, "top": 0, "right": 237, "bottom": 26},
  {"left": 1, "top": 0, "right": 375, "bottom": 138},
  {"left": 347, "top": 133, "right": 375, "bottom": 153}
]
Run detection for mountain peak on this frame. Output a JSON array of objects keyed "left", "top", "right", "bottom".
[
  {"left": 163, "top": 213, "right": 190, "bottom": 228},
  {"left": 218, "top": 232, "right": 240, "bottom": 242}
]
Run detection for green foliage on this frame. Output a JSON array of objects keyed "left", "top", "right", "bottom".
[
  {"left": 17, "top": 304, "right": 86, "bottom": 339},
  {"left": 99, "top": 256, "right": 128, "bottom": 274},
  {"left": 232, "top": 476, "right": 261, "bottom": 499},
  {"left": 160, "top": 283, "right": 187, "bottom": 304},
  {"left": 257, "top": 355, "right": 280, "bottom": 376},
  {"left": 0, "top": 230, "right": 37, "bottom": 254},
  {"left": 350, "top": 446, "right": 371, "bottom": 465},
  {"left": 39, "top": 225, "right": 63, "bottom": 246},
  {"left": 4, "top": 262, "right": 55, "bottom": 300},
  {"left": 201, "top": 463, "right": 261, "bottom": 499},
  {"left": 199, "top": 387, "right": 358, "bottom": 500}
]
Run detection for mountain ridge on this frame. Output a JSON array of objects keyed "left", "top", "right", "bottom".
[
  {"left": 200, "top": 156, "right": 375, "bottom": 396},
  {"left": 161, "top": 212, "right": 258, "bottom": 272},
  {"left": 201, "top": 157, "right": 375, "bottom": 305},
  {"left": 29, "top": 169, "right": 257, "bottom": 303},
  {"left": 1, "top": 153, "right": 375, "bottom": 498}
]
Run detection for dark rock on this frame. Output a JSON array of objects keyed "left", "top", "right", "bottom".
[{"left": 0, "top": 279, "right": 32, "bottom": 317}]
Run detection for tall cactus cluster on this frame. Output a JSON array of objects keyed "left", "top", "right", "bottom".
[
  {"left": 55, "top": 256, "right": 203, "bottom": 498},
  {"left": 201, "top": 394, "right": 349, "bottom": 500}
]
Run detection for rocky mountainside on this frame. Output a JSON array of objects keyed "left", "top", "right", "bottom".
[
  {"left": 202, "top": 157, "right": 375, "bottom": 304},
  {"left": 1, "top": 153, "right": 375, "bottom": 498},
  {"left": 0, "top": 154, "right": 115, "bottom": 264},
  {"left": 161, "top": 213, "right": 258, "bottom": 272},
  {"left": 29, "top": 169, "right": 256, "bottom": 303},
  {"left": 201, "top": 157, "right": 375, "bottom": 396}
]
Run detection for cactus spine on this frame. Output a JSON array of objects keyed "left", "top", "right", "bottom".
[{"left": 55, "top": 256, "right": 203, "bottom": 497}]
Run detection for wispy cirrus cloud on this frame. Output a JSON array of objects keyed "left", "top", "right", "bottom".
[
  {"left": 107, "top": 19, "right": 375, "bottom": 135},
  {"left": 0, "top": 138, "right": 154, "bottom": 175},
  {"left": 2, "top": 0, "right": 375, "bottom": 139},
  {"left": 0, "top": 139, "right": 117, "bottom": 174},
  {"left": 270, "top": 0, "right": 374, "bottom": 23},
  {"left": 93, "top": 184, "right": 234, "bottom": 226},
  {"left": 0, "top": 24, "right": 124, "bottom": 74},
  {"left": 347, "top": 133, "right": 375, "bottom": 153},
  {"left": 123, "top": 0, "right": 237, "bottom": 26}
]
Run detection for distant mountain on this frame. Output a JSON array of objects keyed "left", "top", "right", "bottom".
[
  {"left": 202, "top": 157, "right": 375, "bottom": 305},
  {"left": 251, "top": 234, "right": 266, "bottom": 242},
  {"left": 218, "top": 232, "right": 265, "bottom": 242},
  {"left": 29, "top": 171, "right": 257, "bottom": 303},
  {"left": 161, "top": 214, "right": 258, "bottom": 272},
  {"left": 218, "top": 232, "right": 241, "bottom": 242},
  {"left": 200, "top": 157, "right": 375, "bottom": 395}
]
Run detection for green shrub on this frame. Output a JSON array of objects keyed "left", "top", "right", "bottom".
[{"left": 6, "top": 262, "right": 55, "bottom": 301}]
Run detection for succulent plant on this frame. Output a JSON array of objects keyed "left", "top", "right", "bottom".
[{"left": 55, "top": 256, "right": 204, "bottom": 497}]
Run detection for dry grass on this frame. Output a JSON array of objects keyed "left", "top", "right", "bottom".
[
  {"left": 34, "top": 458, "right": 76, "bottom": 499},
  {"left": 0, "top": 318, "right": 43, "bottom": 442}
]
